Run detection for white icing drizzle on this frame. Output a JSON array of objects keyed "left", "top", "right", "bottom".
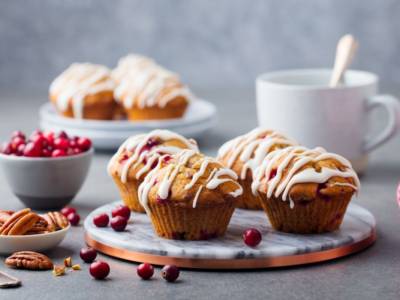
[
  {"left": 112, "top": 54, "right": 192, "bottom": 109},
  {"left": 49, "top": 63, "right": 114, "bottom": 119},
  {"left": 252, "top": 146, "right": 360, "bottom": 209},
  {"left": 217, "top": 128, "right": 296, "bottom": 180},
  {"left": 107, "top": 129, "right": 199, "bottom": 183},
  {"left": 138, "top": 150, "right": 243, "bottom": 212}
]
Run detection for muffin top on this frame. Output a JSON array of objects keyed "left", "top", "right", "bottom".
[
  {"left": 138, "top": 150, "right": 243, "bottom": 212},
  {"left": 49, "top": 63, "right": 115, "bottom": 119},
  {"left": 107, "top": 130, "right": 199, "bottom": 183},
  {"left": 112, "top": 54, "right": 192, "bottom": 109},
  {"left": 218, "top": 128, "right": 297, "bottom": 180},
  {"left": 251, "top": 146, "right": 360, "bottom": 208}
]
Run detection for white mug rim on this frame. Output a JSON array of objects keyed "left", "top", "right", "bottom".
[{"left": 257, "top": 68, "right": 378, "bottom": 91}]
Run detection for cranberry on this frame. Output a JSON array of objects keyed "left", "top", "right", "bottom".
[
  {"left": 137, "top": 263, "right": 154, "bottom": 280},
  {"left": 93, "top": 213, "right": 109, "bottom": 227},
  {"left": 31, "top": 134, "right": 47, "bottom": 148},
  {"left": 69, "top": 139, "right": 77, "bottom": 148},
  {"left": 89, "top": 261, "right": 110, "bottom": 280},
  {"left": 54, "top": 137, "right": 69, "bottom": 150},
  {"left": 41, "top": 148, "right": 51, "bottom": 157},
  {"left": 11, "top": 136, "right": 25, "bottom": 151},
  {"left": 11, "top": 130, "right": 25, "bottom": 140},
  {"left": 61, "top": 206, "right": 76, "bottom": 217},
  {"left": 30, "top": 130, "right": 42, "bottom": 138},
  {"left": 16, "top": 144, "right": 25, "bottom": 156},
  {"left": 140, "top": 138, "right": 160, "bottom": 153},
  {"left": 77, "top": 137, "right": 92, "bottom": 151},
  {"left": 243, "top": 228, "right": 262, "bottom": 247},
  {"left": 268, "top": 169, "right": 277, "bottom": 181},
  {"left": 110, "top": 216, "right": 127, "bottom": 232},
  {"left": 80, "top": 247, "right": 97, "bottom": 263},
  {"left": 161, "top": 265, "right": 180, "bottom": 282},
  {"left": 67, "top": 212, "right": 80, "bottom": 226},
  {"left": 58, "top": 131, "right": 69, "bottom": 139},
  {"left": 1, "top": 142, "right": 13, "bottom": 154},
  {"left": 23, "top": 142, "right": 41, "bottom": 157},
  {"left": 43, "top": 132, "right": 55, "bottom": 146},
  {"left": 52, "top": 149, "right": 67, "bottom": 157},
  {"left": 162, "top": 155, "right": 172, "bottom": 163},
  {"left": 111, "top": 205, "right": 131, "bottom": 220},
  {"left": 73, "top": 148, "right": 82, "bottom": 155}
]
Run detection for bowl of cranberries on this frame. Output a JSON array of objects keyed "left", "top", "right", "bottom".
[{"left": 0, "top": 130, "right": 93, "bottom": 209}]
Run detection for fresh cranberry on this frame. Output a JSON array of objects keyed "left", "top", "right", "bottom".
[
  {"left": 61, "top": 206, "right": 76, "bottom": 217},
  {"left": 69, "top": 139, "right": 77, "bottom": 148},
  {"left": 1, "top": 142, "right": 13, "bottom": 154},
  {"left": 11, "top": 136, "right": 25, "bottom": 151},
  {"left": 58, "top": 131, "right": 69, "bottom": 139},
  {"left": 11, "top": 130, "right": 25, "bottom": 140},
  {"left": 52, "top": 149, "right": 67, "bottom": 157},
  {"left": 89, "top": 261, "right": 110, "bottom": 280},
  {"left": 31, "top": 134, "right": 47, "bottom": 148},
  {"left": 41, "top": 148, "right": 51, "bottom": 157},
  {"left": 67, "top": 212, "right": 80, "bottom": 226},
  {"left": 73, "top": 148, "right": 82, "bottom": 155},
  {"left": 80, "top": 247, "right": 97, "bottom": 263},
  {"left": 93, "top": 213, "right": 109, "bottom": 227},
  {"left": 161, "top": 265, "right": 180, "bottom": 282},
  {"left": 77, "top": 137, "right": 92, "bottom": 151},
  {"left": 23, "top": 142, "right": 41, "bottom": 157},
  {"left": 243, "top": 228, "right": 262, "bottom": 247},
  {"left": 111, "top": 205, "right": 131, "bottom": 220},
  {"left": 110, "top": 216, "right": 127, "bottom": 232},
  {"left": 16, "top": 144, "right": 25, "bottom": 156},
  {"left": 54, "top": 137, "right": 69, "bottom": 150},
  {"left": 30, "top": 129, "right": 42, "bottom": 138},
  {"left": 43, "top": 132, "right": 55, "bottom": 146},
  {"left": 137, "top": 263, "right": 154, "bottom": 280}
]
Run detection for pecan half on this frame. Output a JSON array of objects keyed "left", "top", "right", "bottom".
[
  {"left": 42, "top": 212, "right": 69, "bottom": 231},
  {"left": 5, "top": 251, "right": 53, "bottom": 270},
  {"left": 0, "top": 209, "right": 39, "bottom": 235}
]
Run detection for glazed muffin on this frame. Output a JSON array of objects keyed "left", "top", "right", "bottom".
[
  {"left": 107, "top": 130, "right": 199, "bottom": 213},
  {"left": 217, "top": 128, "right": 297, "bottom": 210},
  {"left": 49, "top": 63, "right": 116, "bottom": 120},
  {"left": 112, "top": 54, "right": 192, "bottom": 121},
  {"left": 138, "top": 150, "right": 243, "bottom": 240},
  {"left": 252, "top": 146, "right": 360, "bottom": 233}
]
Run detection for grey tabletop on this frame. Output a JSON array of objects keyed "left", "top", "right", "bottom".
[{"left": 0, "top": 89, "right": 400, "bottom": 300}]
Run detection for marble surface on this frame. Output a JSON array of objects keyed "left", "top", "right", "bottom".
[
  {"left": 0, "top": 90, "right": 400, "bottom": 299},
  {"left": 85, "top": 201, "right": 375, "bottom": 262}
]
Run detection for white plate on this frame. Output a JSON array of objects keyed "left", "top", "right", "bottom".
[
  {"left": 0, "top": 226, "right": 70, "bottom": 255},
  {"left": 39, "top": 100, "right": 217, "bottom": 150}
]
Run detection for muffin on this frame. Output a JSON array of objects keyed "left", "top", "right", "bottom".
[
  {"left": 112, "top": 54, "right": 192, "bottom": 121},
  {"left": 217, "top": 128, "right": 297, "bottom": 210},
  {"left": 49, "top": 63, "right": 116, "bottom": 120},
  {"left": 138, "top": 150, "right": 243, "bottom": 240},
  {"left": 107, "top": 130, "right": 199, "bottom": 213},
  {"left": 252, "top": 146, "right": 360, "bottom": 233}
]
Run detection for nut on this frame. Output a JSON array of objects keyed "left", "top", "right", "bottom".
[
  {"left": 64, "top": 257, "right": 72, "bottom": 268},
  {"left": 71, "top": 264, "right": 81, "bottom": 271},
  {"left": 0, "top": 209, "right": 39, "bottom": 236},
  {"left": 43, "top": 212, "right": 69, "bottom": 231},
  {"left": 5, "top": 251, "right": 53, "bottom": 270},
  {"left": 52, "top": 265, "right": 65, "bottom": 276}
]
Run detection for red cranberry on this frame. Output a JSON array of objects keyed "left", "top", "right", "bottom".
[
  {"left": 110, "top": 216, "right": 127, "bottom": 232},
  {"left": 23, "top": 142, "right": 41, "bottom": 157},
  {"left": 11, "top": 136, "right": 25, "bottom": 151},
  {"left": 41, "top": 148, "right": 51, "bottom": 157},
  {"left": 30, "top": 129, "right": 42, "bottom": 138},
  {"left": 11, "top": 130, "right": 25, "bottom": 140},
  {"left": 161, "top": 265, "right": 180, "bottom": 282},
  {"left": 67, "top": 212, "right": 80, "bottom": 226},
  {"left": 268, "top": 169, "right": 277, "bottom": 181},
  {"left": 93, "top": 213, "right": 109, "bottom": 227},
  {"left": 16, "top": 144, "right": 25, "bottom": 156},
  {"left": 80, "top": 247, "right": 97, "bottom": 263},
  {"left": 162, "top": 155, "right": 172, "bottom": 163},
  {"left": 89, "top": 261, "right": 110, "bottom": 280},
  {"left": 137, "top": 263, "right": 154, "bottom": 280},
  {"left": 58, "top": 131, "right": 69, "bottom": 139},
  {"left": 1, "top": 142, "right": 13, "bottom": 154},
  {"left": 43, "top": 132, "right": 55, "bottom": 146},
  {"left": 77, "top": 137, "right": 92, "bottom": 151},
  {"left": 61, "top": 206, "right": 76, "bottom": 217},
  {"left": 69, "top": 139, "right": 77, "bottom": 148},
  {"left": 111, "top": 205, "right": 131, "bottom": 220},
  {"left": 54, "top": 137, "right": 69, "bottom": 150},
  {"left": 31, "top": 134, "right": 47, "bottom": 148},
  {"left": 243, "top": 228, "right": 262, "bottom": 247},
  {"left": 139, "top": 138, "right": 159, "bottom": 153},
  {"left": 52, "top": 149, "right": 67, "bottom": 157},
  {"left": 73, "top": 148, "right": 82, "bottom": 155}
]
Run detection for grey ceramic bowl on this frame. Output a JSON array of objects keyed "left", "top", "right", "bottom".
[{"left": 0, "top": 148, "right": 93, "bottom": 209}]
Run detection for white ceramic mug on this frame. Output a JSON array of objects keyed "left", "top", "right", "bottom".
[{"left": 256, "top": 69, "right": 400, "bottom": 173}]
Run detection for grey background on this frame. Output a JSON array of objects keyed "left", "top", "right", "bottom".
[{"left": 1, "top": 0, "right": 400, "bottom": 93}]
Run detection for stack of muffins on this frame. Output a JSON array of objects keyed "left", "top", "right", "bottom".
[
  {"left": 108, "top": 128, "right": 360, "bottom": 240},
  {"left": 49, "top": 54, "right": 192, "bottom": 121}
]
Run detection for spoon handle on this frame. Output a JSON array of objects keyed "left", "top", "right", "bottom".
[
  {"left": 0, "top": 270, "right": 21, "bottom": 288},
  {"left": 329, "top": 34, "right": 358, "bottom": 87}
]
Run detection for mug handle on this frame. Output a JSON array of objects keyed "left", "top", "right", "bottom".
[{"left": 363, "top": 94, "right": 400, "bottom": 153}]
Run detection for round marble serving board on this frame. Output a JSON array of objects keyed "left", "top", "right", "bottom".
[{"left": 84, "top": 201, "right": 376, "bottom": 269}]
